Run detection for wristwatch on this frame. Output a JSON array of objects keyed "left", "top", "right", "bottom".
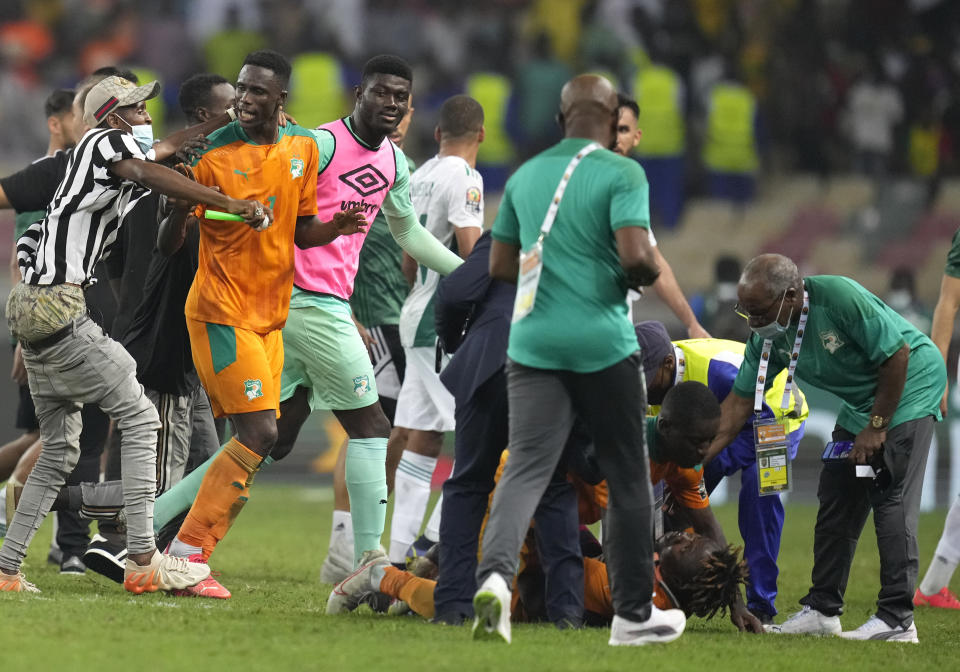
[{"left": 870, "top": 414, "right": 888, "bottom": 430}]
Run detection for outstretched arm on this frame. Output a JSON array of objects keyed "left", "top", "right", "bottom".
[
  {"left": 108, "top": 159, "right": 268, "bottom": 226},
  {"left": 652, "top": 246, "right": 710, "bottom": 338},
  {"left": 387, "top": 210, "right": 463, "bottom": 276},
  {"left": 293, "top": 207, "right": 368, "bottom": 248},
  {"left": 683, "top": 505, "right": 762, "bottom": 634}
]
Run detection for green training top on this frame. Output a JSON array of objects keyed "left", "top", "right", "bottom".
[
  {"left": 731, "top": 275, "right": 945, "bottom": 433},
  {"left": 492, "top": 137, "right": 650, "bottom": 373},
  {"left": 350, "top": 157, "right": 417, "bottom": 327}
]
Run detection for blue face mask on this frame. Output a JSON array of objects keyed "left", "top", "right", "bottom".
[{"left": 115, "top": 115, "right": 154, "bottom": 153}]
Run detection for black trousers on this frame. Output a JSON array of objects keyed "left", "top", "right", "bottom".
[
  {"left": 477, "top": 353, "right": 654, "bottom": 622},
  {"left": 800, "top": 417, "right": 933, "bottom": 627}
]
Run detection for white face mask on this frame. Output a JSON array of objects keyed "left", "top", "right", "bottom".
[
  {"left": 115, "top": 114, "right": 154, "bottom": 153},
  {"left": 749, "top": 291, "right": 792, "bottom": 340}
]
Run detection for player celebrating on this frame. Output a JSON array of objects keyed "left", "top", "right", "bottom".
[
  {"left": 163, "top": 50, "right": 367, "bottom": 590},
  {"left": 272, "top": 55, "right": 463, "bottom": 573}
]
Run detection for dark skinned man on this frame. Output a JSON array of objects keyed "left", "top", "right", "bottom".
[
  {"left": 270, "top": 54, "right": 462, "bottom": 582},
  {"left": 0, "top": 74, "right": 266, "bottom": 595},
  {"left": 156, "top": 57, "right": 464, "bottom": 595},
  {"left": 470, "top": 74, "right": 681, "bottom": 647},
  {"left": 159, "top": 49, "right": 370, "bottom": 595},
  {"left": 710, "top": 253, "right": 944, "bottom": 642}
]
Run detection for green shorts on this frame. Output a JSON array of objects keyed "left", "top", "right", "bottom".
[{"left": 280, "top": 290, "right": 379, "bottom": 411}]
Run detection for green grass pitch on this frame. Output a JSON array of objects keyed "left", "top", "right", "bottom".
[{"left": 3, "top": 484, "right": 959, "bottom": 671}]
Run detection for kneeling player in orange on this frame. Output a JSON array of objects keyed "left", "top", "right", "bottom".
[
  {"left": 329, "top": 382, "right": 758, "bottom": 631},
  {"left": 336, "top": 531, "right": 747, "bottom": 626},
  {"left": 164, "top": 49, "right": 367, "bottom": 597}
]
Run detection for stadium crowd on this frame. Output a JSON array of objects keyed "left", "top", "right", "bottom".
[{"left": 0, "top": 0, "right": 959, "bottom": 650}]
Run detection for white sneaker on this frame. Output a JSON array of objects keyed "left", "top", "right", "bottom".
[
  {"left": 320, "top": 527, "right": 355, "bottom": 584},
  {"left": 839, "top": 614, "right": 918, "bottom": 643},
  {"left": 123, "top": 550, "right": 211, "bottom": 594},
  {"left": 325, "top": 548, "right": 388, "bottom": 615},
  {"left": 608, "top": 607, "right": 686, "bottom": 646},
  {"left": 472, "top": 573, "right": 512, "bottom": 643},
  {"left": 765, "top": 605, "right": 841, "bottom": 636}
]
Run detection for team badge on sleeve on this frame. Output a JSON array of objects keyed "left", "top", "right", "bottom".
[
  {"left": 465, "top": 186, "right": 482, "bottom": 214},
  {"left": 290, "top": 158, "right": 304, "bottom": 179},
  {"left": 244, "top": 379, "right": 263, "bottom": 401}
]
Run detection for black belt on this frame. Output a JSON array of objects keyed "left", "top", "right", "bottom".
[{"left": 21, "top": 316, "right": 89, "bottom": 352}]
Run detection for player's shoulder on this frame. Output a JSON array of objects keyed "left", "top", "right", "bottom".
[{"left": 436, "top": 155, "right": 483, "bottom": 187}]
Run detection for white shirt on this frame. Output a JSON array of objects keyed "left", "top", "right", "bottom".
[{"left": 399, "top": 154, "right": 484, "bottom": 348}]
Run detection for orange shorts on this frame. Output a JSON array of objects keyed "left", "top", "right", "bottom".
[{"left": 186, "top": 317, "right": 283, "bottom": 418}]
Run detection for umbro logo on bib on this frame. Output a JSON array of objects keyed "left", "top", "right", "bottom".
[{"left": 339, "top": 164, "right": 388, "bottom": 197}]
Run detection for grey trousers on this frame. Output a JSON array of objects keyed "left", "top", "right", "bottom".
[
  {"left": 476, "top": 354, "right": 655, "bottom": 622},
  {"left": 148, "top": 384, "right": 219, "bottom": 495},
  {"left": 0, "top": 317, "right": 160, "bottom": 571},
  {"left": 800, "top": 416, "right": 934, "bottom": 628}
]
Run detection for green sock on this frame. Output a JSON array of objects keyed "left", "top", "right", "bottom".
[
  {"left": 345, "top": 437, "right": 388, "bottom": 566},
  {"left": 153, "top": 446, "right": 223, "bottom": 533}
]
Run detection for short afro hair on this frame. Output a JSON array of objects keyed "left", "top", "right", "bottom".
[
  {"left": 179, "top": 73, "right": 231, "bottom": 121},
  {"left": 361, "top": 54, "right": 413, "bottom": 87},
  {"left": 243, "top": 49, "right": 292, "bottom": 88},
  {"left": 660, "top": 381, "right": 721, "bottom": 427},
  {"left": 438, "top": 95, "right": 483, "bottom": 139}
]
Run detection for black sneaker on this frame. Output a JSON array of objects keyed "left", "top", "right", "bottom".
[
  {"left": 83, "top": 533, "right": 127, "bottom": 583},
  {"left": 60, "top": 555, "right": 86, "bottom": 575},
  {"left": 749, "top": 608, "right": 774, "bottom": 626},
  {"left": 47, "top": 547, "right": 63, "bottom": 566}
]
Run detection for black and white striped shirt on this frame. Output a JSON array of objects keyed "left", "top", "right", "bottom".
[{"left": 18, "top": 127, "right": 149, "bottom": 287}]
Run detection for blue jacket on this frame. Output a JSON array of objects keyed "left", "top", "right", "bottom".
[{"left": 435, "top": 231, "right": 516, "bottom": 403}]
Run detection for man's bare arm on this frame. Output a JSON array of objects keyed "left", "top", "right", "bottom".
[
  {"left": 704, "top": 391, "right": 754, "bottom": 463},
  {"left": 651, "top": 246, "right": 710, "bottom": 338},
  {"left": 489, "top": 239, "right": 520, "bottom": 284},
  {"left": 614, "top": 226, "right": 659, "bottom": 288},
  {"left": 293, "top": 208, "right": 367, "bottom": 248},
  {"left": 108, "top": 159, "right": 266, "bottom": 225}
]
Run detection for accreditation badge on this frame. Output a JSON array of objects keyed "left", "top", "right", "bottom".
[
  {"left": 512, "top": 240, "right": 543, "bottom": 323},
  {"left": 754, "top": 416, "right": 791, "bottom": 496}
]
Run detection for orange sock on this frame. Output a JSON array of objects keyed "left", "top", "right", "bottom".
[
  {"left": 380, "top": 566, "right": 437, "bottom": 620},
  {"left": 177, "top": 437, "right": 261, "bottom": 549},
  {"left": 583, "top": 557, "right": 613, "bottom": 617},
  {"left": 200, "top": 469, "right": 258, "bottom": 561}
]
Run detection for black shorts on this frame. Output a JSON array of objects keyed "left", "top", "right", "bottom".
[{"left": 367, "top": 323, "right": 405, "bottom": 424}]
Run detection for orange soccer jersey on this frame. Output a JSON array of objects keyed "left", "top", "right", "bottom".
[{"left": 185, "top": 121, "right": 319, "bottom": 332}]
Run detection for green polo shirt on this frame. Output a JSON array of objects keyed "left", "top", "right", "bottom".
[
  {"left": 732, "top": 275, "right": 945, "bottom": 434},
  {"left": 492, "top": 138, "right": 650, "bottom": 373}
]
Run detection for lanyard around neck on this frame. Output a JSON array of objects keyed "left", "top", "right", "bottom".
[
  {"left": 536, "top": 142, "right": 602, "bottom": 244},
  {"left": 754, "top": 290, "right": 809, "bottom": 413}
]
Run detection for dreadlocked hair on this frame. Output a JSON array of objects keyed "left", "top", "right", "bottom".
[{"left": 673, "top": 544, "right": 749, "bottom": 619}]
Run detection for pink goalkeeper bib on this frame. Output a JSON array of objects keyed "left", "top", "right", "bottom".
[{"left": 293, "top": 118, "right": 398, "bottom": 299}]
